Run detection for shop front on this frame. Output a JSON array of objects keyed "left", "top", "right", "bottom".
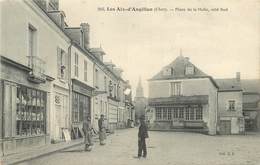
[
  {"left": 71, "top": 79, "right": 93, "bottom": 139},
  {"left": 148, "top": 95, "right": 209, "bottom": 132},
  {"left": 0, "top": 56, "right": 53, "bottom": 155}
]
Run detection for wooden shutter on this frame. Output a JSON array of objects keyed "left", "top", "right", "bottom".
[{"left": 57, "top": 47, "right": 61, "bottom": 78}]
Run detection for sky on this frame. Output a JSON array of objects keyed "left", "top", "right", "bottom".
[{"left": 60, "top": 0, "right": 260, "bottom": 97}]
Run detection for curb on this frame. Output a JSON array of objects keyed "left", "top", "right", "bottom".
[{"left": 6, "top": 141, "right": 84, "bottom": 165}]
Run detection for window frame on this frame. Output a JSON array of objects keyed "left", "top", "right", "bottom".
[
  {"left": 228, "top": 100, "right": 236, "bottom": 111},
  {"left": 16, "top": 85, "right": 46, "bottom": 136},
  {"left": 84, "top": 60, "right": 88, "bottom": 82},
  {"left": 185, "top": 65, "right": 194, "bottom": 75},
  {"left": 171, "top": 82, "right": 182, "bottom": 96},
  {"left": 74, "top": 53, "right": 79, "bottom": 77}
]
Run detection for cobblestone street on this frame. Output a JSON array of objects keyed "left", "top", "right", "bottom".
[{"left": 17, "top": 128, "right": 260, "bottom": 165}]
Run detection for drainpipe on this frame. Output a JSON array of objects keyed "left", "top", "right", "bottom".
[{"left": 68, "top": 43, "right": 72, "bottom": 134}]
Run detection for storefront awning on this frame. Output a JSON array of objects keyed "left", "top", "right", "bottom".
[{"left": 148, "top": 95, "right": 208, "bottom": 106}]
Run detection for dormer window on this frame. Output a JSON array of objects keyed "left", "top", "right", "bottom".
[
  {"left": 163, "top": 67, "right": 174, "bottom": 76},
  {"left": 185, "top": 65, "right": 194, "bottom": 75}
]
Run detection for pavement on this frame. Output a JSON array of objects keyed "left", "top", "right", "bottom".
[
  {"left": 2, "top": 128, "right": 260, "bottom": 165},
  {"left": 0, "top": 133, "right": 107, "bottom": 165}
]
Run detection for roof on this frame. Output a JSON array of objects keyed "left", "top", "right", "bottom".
[
  {"left": 241, "top": 79, "right": 260, "bottom": 93},
  {"left": 89, "top": 47, "right": 106, "bottom": 55},
  {"left": 215, "top": 78, "right": 242, "bottom": 92},
  {"left": 148, "top": 55, "right": 219, "bottom": 88},
  {"left": 149, "top": 55, "right": 209, "bottom": 81}
]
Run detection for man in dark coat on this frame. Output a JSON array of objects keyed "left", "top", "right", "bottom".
[
  {"left": 138, "top": 115, "right": 149, "bottom": 158},
  {"left": 98, "top": 114, "right": 106, "bottom": 145},
  {"left": 83, "top": 116, "right": 93, "bottom": 151}
]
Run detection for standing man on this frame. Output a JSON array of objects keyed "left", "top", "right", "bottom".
[
  {"left": 98, "top": 114, "right": 106, "bottom": 145},
  {"left": 83, "top": 116, "right": 93, "bottom": 151},
  {"left": 138, "top": 115, "right": 149, "bottom": 158}
]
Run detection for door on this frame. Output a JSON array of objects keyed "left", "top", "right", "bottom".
[{"left": 219, "top": 120, "right": 231, "bottom": 135}]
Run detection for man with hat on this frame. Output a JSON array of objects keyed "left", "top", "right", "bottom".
[
  {"left": 82, "top": 116, "right": 93, "bottom": 151},
  {"left": 138, "top": 115, "right": 149, "bottom": 158},
  {"left": 98, "top": 114, "right": 106, "bottom": 145}
]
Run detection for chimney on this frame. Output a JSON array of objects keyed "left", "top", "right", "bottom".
[
  {"left": 236, "top": 72, "right": 240, "bottom": 82},
  {"left": 80, "top": 23, "right": 90, "bottom": 49}
]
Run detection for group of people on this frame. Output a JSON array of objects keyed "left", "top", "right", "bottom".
[{"left": 82, "top": 114, "right": 149, "bottom": 159}]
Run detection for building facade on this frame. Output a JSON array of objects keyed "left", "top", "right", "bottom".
[
  {"left": 0, "top": 0, "right": 132, "bottom": 155},
  {"left": 241, "top": 79, "right": 260, "bottom": 131},
  {"left": 147, "top": 55, "right": 245, "bottom": 135},
  {"left": 0, "top": 0, "right": 70, "bottom": 154},
  {"left": 215, "top": 76, "right": 244, "bottom": 135}
]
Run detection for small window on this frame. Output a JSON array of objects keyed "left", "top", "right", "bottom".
[
  {"left": 185, "top": 66, "right": 194, "bottom": 75},
  {"left": 104, "top": 76, "right": 107, "bottom": 91},
  {"left": 74, "top": 53, "right": 78, "bottom": 77},
  {"left": 95, "top": 69, "right": 99, "bottom": 88},
  {"left": 84, "top": 60, "right": 88, "bottom": 82},
  {"left": 228, "top": 100, "right": 235, "bottom": 111},
  {"left": 57, "top": 48, "right": 67, "bottom": 80},
  {"left": 171, "top": 82, "right": 181, "bottom": 96},
  {"left": 163, "top": 67, "right": 173, "bottom": 76}
]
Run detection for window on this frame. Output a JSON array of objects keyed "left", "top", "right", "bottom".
[
  {"left": 195, "top": 107, "right": 203, "bottom": 120},
  {"left": 167, "top": 108, "right": 172, "bottom": 120},
  {"left": 173, "top": 108, "right": 178, "bottom": 118},
  {"left": 178, "top": 108, "right": 184, "bottom": 118},
  {"left": 16, "top": 86, "right": 46, "bottom": 136},
  {"left": 72, "top": 92, "right": 90, "bottom": 123},
  {"left": 84, "top": 60, "right": 88, "bottom": 82},
  {"left": 185, "top": 66, "right": 194, "bottom": 75},
  {"left": 228, "top": 100, "right": 235, "bottom": 110},
  {"left": 171, "top": 82, "right": 181, "bottom": 96},
  {"left": 114, "top": 84, "right": 117, "bottom": 98},
  {"left": 95, "top": 69, "right": 99, "bottom": 88},
  {"left": 57, "top": 48, "right": 67, "bottom": 79},
  {"left": 185, "top": 108, "right": 190, "bottom": 120},
  {"left": 163, "top": 67, "right": 173, "bottom": 76},
  {"left": 155, "top": 108, "right": 162, "bottom": 120},
  {"left": 162, "top": 108, "right": 167, "bottom": 120},
  {"left": 74, "top": 53, "right": 78, "bottom": 77},
  {"left": 28, "top": 25, "right": 36, "bottom": 58},
  {"left": 28, "top": 25, "right": 37, "bottom": 68},
  {"left": 104, "top": 76, "right": 107, "bottom": 91},
  {"left": 190, "top": 108, "right": 195, "bottom": 120},
  {"left": 109, "top": 80, "right": 113, "bottom": 97}
]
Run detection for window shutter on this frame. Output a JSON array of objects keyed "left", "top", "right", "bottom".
[
  {"left": 57, "top": 47, "right": 61, "bottom": 78},
  {"left": 64, "top": 52, "right": 68, "bottom": 81}
]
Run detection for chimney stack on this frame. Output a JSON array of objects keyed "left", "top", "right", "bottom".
[
  {"left": 80, "top": 23, "right": 90, "bottom": 49},
  {"left": 236, "top": 72, "right": 240, "bottom": 82}
]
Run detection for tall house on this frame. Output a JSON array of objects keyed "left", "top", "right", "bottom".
[{"left": 148, "top": 55, "right": 218, "bottom": 135}]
